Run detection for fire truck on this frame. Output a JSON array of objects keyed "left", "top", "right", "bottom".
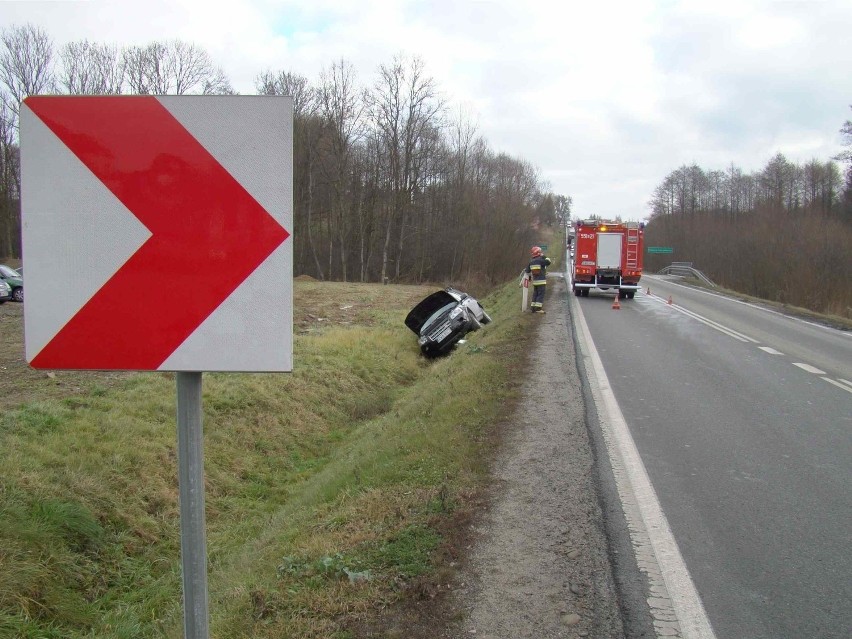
[{"left": 571, "top": 219, "right": 644, "bottom": 299}]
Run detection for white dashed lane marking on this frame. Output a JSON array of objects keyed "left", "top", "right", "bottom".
[
  {"left": 822, "top": 378, "right": 852, "bottom": 394},
  {"left": 790, "top": 363, "right": 851, "bottom": 392},
  {"left": 793, "top": 362, "right": 827, "bottom": 375},
  {"left": 642, "top": 295, "right": 852, "bottom": 397}
]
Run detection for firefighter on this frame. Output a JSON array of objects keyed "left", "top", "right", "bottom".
[{"left": 526, "top": 245, "right": 551, "bottom": 313}]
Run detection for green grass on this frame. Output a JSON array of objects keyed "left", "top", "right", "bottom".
[{"left": 0, "top": 279, "right": 532, "bottom": 638}]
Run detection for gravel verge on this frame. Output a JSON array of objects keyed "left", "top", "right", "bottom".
[{"left": 434, "top": 274, "right": 626, "bottom": 638}]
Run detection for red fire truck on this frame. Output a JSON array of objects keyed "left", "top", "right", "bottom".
[{"left": 571, "top": 219, "right": 644, "bottom": 299}]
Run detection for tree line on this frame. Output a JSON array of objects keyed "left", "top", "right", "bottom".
[
  {"left": 648, "top": 153, "right": 849, "bottom": 220},
  {"left": 645, "top": 126, "right": 852, "bottom": 318},
  {"left": 0, "top": 24, "right": 569, "bottom": 290}
]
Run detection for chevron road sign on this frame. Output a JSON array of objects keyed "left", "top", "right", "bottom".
[{"left": 21, "top": 96, "right": 293, "bottom": 372}]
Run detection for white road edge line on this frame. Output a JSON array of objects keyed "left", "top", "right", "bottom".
[
  {"left": 573, "top": 297, "right": 717, "bottom": 639},
  {"left": 821, "top": 378, "right": 852, "bottom": 394},
  {"left": 839, "top": 378, "right": 852, "bottom": 389},
  {"left": 792, "top": 362, "right": 827, "bottom": 375},
  {"left": 646, "top": 295, "right": 758, "bottom": 343},
  {"left": 758, "top": 347, "right": 784, "bottom": 355}
]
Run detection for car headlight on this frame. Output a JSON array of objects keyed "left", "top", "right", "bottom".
[{"left": 449, "top": 306, "right": 465, "bottom": 320}]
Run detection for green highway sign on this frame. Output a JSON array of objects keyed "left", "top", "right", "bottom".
[
  {"left": 648, "top": 247, "right": 673, "bottom": 254},
  {"left": 538, "top": 244, "right": 548, "bottom": 251}
]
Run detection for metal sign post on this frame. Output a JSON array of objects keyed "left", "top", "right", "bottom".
[{"left": 177, "top": 372, "right": 209, "bottom": 639}]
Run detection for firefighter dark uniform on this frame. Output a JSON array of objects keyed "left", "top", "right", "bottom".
[{"left": 526, "top": 246, "right": 551, "bottom": 313}]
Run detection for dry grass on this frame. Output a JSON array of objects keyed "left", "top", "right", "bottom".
[{"left": 0, "top": 278, "right": 532, "bottom": 639}]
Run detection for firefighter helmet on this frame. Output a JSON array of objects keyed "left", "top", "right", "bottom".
[{"left": 530, "top": 246, "right": 542, "bottom": 257}]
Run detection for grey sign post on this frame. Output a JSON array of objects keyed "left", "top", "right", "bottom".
[{"left": 177, "top": 372, "right": 209, "bottom": 639}]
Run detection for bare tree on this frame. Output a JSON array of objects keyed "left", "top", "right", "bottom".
[
  {"left": 0, "top": 101, "right": 20, "bottom": 257},
  {"left": 201, "top": 66, "right": 235, "bottom": 95},
  {"left": 59, "top": 40, "right": 124, "bottom": 94},
  {"left": 256, "top": 70, "right": 316, "bottom": 117},
  {"left": 835, "top": 106, "right": 852, "bottom": 165},
  {"left": 759, "top": 153, "right": 794, "bottom": 211},
  {"left": 256, "top": 70, "right": 326, "bottom": 278},
  {"left": 122, "top": 40, "right": 230, "bottom": 95},
  {"left": 318, "top": 58, "right": 365, "bottom": 281},
  {"left": 0, "top": 24, "right": 55, "bottom": 120},
  {"left": 835, "top": 106, "right": 852, "bottom": 218},
  {"left": 121, "top": 44, "right": 151, "bottom": 94},
  {"left": 801, "top": 159, "right": 842, "bottom": 214},
  {"left": 367, "top": 54, "right": 443, "bottom": 281},
  {"left": 0, "top": 24, "right": 55, "bottom": 258},
  {"left": 444, "top": 106, "right": 479, "bottom": 279},
  {"left": 170, "top": 40, "right": 219, "bottom": 94}
]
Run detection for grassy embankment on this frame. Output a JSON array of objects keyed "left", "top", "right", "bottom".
[{"left": 0, "top": 277, "right": 536, "bottom": 639}]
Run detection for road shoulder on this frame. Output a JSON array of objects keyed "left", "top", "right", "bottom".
[{"left": 435, "top": 275, "right": 625, "bottom": 638}]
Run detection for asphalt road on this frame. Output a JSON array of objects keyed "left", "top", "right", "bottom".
[{"left": 573, "top": 276, "right": 852, "bottom": 639}]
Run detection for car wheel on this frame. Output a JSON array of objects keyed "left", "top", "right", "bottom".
[
  {"left": 480, "top": 312, "right": 492, "bottom": 325},
  {"left": 12, "top": 288, "right": 22, "bottom": 302},
  {"left": 574, "top": 287, "right": 581, "bottom": 296}
]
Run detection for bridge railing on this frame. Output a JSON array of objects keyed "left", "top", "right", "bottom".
[{"left": 657, "top": 262, "right": 716, "bottom": 287}]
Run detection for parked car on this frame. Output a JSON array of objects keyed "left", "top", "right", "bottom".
[
  {"left": 0, "top": 264, "right": 22, "bottom": 302},
  {"left": 0, "top": 278, "right": 10, "bottom": 303},
  {"left": 404, "top": 287, "right": 492, "bottom": 357}
]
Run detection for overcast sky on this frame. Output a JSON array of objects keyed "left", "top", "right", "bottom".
[{"left": 4, "top": 0, "right": 851, "bottom": 221}]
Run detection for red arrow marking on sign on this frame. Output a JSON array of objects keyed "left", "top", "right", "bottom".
[{"left": 26, "top": 96, "right": 289, "bottom": 369}]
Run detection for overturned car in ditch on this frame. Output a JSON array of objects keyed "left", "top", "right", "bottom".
[{"left": 404, "top": 287, "right": 492, "bottom": 357}]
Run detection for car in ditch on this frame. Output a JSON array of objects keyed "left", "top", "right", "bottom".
[{"left": 404, "top": 287, "right": 492, "bottom": 357}]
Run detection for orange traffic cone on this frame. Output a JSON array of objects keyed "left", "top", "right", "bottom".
[
  {"left": 667, "top": 295, "right": 673, "bottom": 305},
  {"left": 612, "top": 294, "right": 621, "bottom": 310}
]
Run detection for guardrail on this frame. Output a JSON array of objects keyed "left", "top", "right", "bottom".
[{"left": 657, "top": 262, "right": 716, "bottom": 287}]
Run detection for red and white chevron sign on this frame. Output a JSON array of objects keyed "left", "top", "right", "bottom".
[{"left": 21, "top": 96, "right": 293, "bottom": 372}]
